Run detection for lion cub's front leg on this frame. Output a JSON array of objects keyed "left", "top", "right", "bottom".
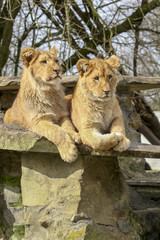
[
  {"left": 32, "top": 120, "right": 78, "bottom": 163},
  {"left": 60, "top": 116, "right": 81, "bottom": 144},
  {"left": 80, "top": 128, "right": 122, "bottom": 151},
  {"left": 110, "top": 117, "right": 130, "bottom": 152}
]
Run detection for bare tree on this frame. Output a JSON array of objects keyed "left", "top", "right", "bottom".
[
  {"left": 1, "top": 0, "right": 160, "bottom": 76},
  {"left": 0, "top": 0, "right": 22, "bottom": 75}
]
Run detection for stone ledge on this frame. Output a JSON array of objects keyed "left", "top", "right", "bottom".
[
  {"left": 0, "top": 116, "right": 58, "bottom": 154},
  {"left": 0, "top": 115, "right": 159, "bottom": 158}
]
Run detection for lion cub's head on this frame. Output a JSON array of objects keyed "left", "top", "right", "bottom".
[
  {"left": 20, "top": 46, "right": 62, "bottom": 84},
  {"left": 76, "top": 56, "right": 120, "bottom": 100}
]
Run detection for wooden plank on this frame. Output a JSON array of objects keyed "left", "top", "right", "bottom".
[
  {"left": 91, "top": 143, "right": 160, "bottom": 158},
  {"left": 118, "top": 75, "right": 160, "bottom": 91},
  {"left": 133, "top": 208, "right": 160, "bottom": 214},
  {"left": 126, "top": 179, "right": 160, "bottom": 187},
  {"left": 118, "top": 75, "right": 160, "bottom": 84},
  {"left": 61, "top": 75, "right": 78, "bottom": 86},
  {"left": 0, "top": 75, "right": 160, "bottom": 91},
  {"left": 0, "top": 76, "right": 20, "bottom": 90}
]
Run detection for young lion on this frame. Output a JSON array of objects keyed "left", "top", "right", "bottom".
[
  {"left": 70, "top": 56, "right": 130, "bottom": 151},
  {"left": 4, "top": 46, "right": 80, "bottom": 162}
]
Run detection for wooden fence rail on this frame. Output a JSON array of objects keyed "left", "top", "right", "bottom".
[{"left": 0, "top": 75, "right": 160, "bottom": 91}]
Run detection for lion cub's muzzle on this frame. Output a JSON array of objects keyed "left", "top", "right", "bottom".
[
  {"left": 53, "top": 69, "right": 60, "bottom": 75},
  {"left": 101, "top": 90, "right": 112, "bottom": 99},
  {"left": 102, "top": 90, "right": 110, "bottom": 97},
  {"left": 50, "top": 69, "right": 62, "bottom": 80}
]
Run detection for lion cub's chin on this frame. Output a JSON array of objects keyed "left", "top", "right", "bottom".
[
  {"left": 42, "top": 78, "right": 61, "bottom": 86},
  {"left": 45, "top": 75, "right": 62, "bottom": 82},
  {"left": 92, "top": 94, "right": 113, "bottom": 101},
  {"left": 48, "top": 75, "right": 62, "bottom": 81}
]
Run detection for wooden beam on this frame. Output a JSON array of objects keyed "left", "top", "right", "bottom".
[
  {"left": 117, "top": 76, "right": 160, "bottom": 91},
  {"left": 0, "top": 75, "right": 160, "bottom": 91},
  {"left": 0, "top": 76, "right": 20, "bottom": 90},
  {"left": 126, "top": 179, "right": 160, "bottom": 187},
  {"left": 91, "top": 143, "right": 160, "bottom": 159}
]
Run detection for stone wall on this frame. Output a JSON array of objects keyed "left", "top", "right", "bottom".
[
  {"left": 21, "top": 153, "right": 132, "bottom": 240},
  {"left": 0, "top": 135, "right": 160, "bottom": 239},
  {"left": 0, "top": 149, "right": 143, "bottom": 240},
  {"left": 0, "top": 151, "right": 24, "bottom": 240}
]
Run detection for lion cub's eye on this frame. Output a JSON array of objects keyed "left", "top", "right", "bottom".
[
  {"left": 55, "top": 60, "right": 59, "bottom": 64},
  {"left": 108, "top": 75, "right": 112, "bottom": 80},
  {"left": 94, "top": 76, "right": 99, "bottom": 81},
  {"left": 41, "top": 60, "right": 47, "bottom": 64}
]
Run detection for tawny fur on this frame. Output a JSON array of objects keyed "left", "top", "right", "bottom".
[
  {"left": 70, "top": 56, "right": 130, "bottom": 151},
  {"left": 4, "top": 46, "right": 80, "bottom": 162}
]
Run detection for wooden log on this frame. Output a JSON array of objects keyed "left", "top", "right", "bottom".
[
  {"left": 91, "top": 143, "right": 160, "bottom": 159},
  {"left": 0, "top": 76, "right": 20, "bottom": 90},
  {"left": 117, "top": 76, "right": 160, "bottom": 91},
  {"left": 0, "top": 75, "right": 160, "bottom": 91},
  {"left": 126, "top": 179, "right": 160, "bottom": 187}
]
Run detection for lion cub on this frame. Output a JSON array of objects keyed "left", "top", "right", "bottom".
[
  {"left": 4, "top": 46, "right": 80, "bottom": 162},
  {"left": 70, "top": 56, "right": 130, "bottom": 151}
]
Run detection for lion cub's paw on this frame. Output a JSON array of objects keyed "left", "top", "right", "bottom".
[
  {"left": 109, "top": 132, "right": 123, "bottom": 142},
  {"left": 97, "top": 132, "right": 122, "bottom": 150},
  {"left": 66, "top": 130, "right": 81, "bottom": 144},
  {"left": 114, "top": 136, "right": 130, "bottom": 152},
  {"left": 71, "top": 132, "right": 81, "bottom": 144},
  {"left": 58, "top": 134, "right": 78, "bottom": 163}
]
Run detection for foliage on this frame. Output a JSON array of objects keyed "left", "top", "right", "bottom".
[
  {"left": 0, "top": 176, "right": 21, "bottom": 187},
  {"left": 0, "top": 0, "right": 160, "bottom": 107}
]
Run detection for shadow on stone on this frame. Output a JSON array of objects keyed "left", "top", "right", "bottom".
[{"left": 0, "top": 190, "right": 15, "bottom": 239}]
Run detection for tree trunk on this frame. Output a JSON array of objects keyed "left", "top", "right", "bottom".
[
  {"left": 133, "top": 92, "right": 160, "bottom": 145},
  {"left": 0, "top": 0, "right": 22, "bottom": 75}
]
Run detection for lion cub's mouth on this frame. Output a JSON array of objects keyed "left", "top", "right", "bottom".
[
  {"left": 92, "top": 95, "right": 111, "bottom": 101},
  {"left": 103, "top": 95, "right": 111, "bottom": 99},
  {"left": 47, "top": 75, "right": 62, "bottom": 81}
]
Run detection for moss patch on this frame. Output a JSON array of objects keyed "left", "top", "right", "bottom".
[
  {"left": 85, "top": 225, "right": 117, "bottom": 240},
  {"left": 65, "top": 229, "right": 85, "bottom": 240},
  {"left": 0, "top": 176, "right": 21, "bottom": 187},
  {"left": 9, "top": 193, "right": 23, "bottom": 208},
  {"left": 13, "top": 225, "right": 25, "bottom": 240}
]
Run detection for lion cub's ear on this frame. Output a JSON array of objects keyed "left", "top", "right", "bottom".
[
  {"left": 49, "top": 46, "right": 58, "bottom": 55},
  {"left": 76, "top": 59, "right": 89, "bottom": 77},
  {"left": 20, "top": 47, "right": 37, "bottom": 68},
  {"left": 105, "top": 55, "right": 120, "bottom": 69}
]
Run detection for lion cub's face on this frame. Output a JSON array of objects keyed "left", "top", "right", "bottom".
[
  {"left": 20, "top": 46, "right": 62, "bottom": 84},
  {"left": 76, "top": 56, "right": 120, "bottom": 99}
]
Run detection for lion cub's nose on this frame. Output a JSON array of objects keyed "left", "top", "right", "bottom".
[
  {"left": 103, "top": 90, "right": 110, "bottom": 96},
  {"left": 53, "top": 69, "right": 60, "bottom": 75}
]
